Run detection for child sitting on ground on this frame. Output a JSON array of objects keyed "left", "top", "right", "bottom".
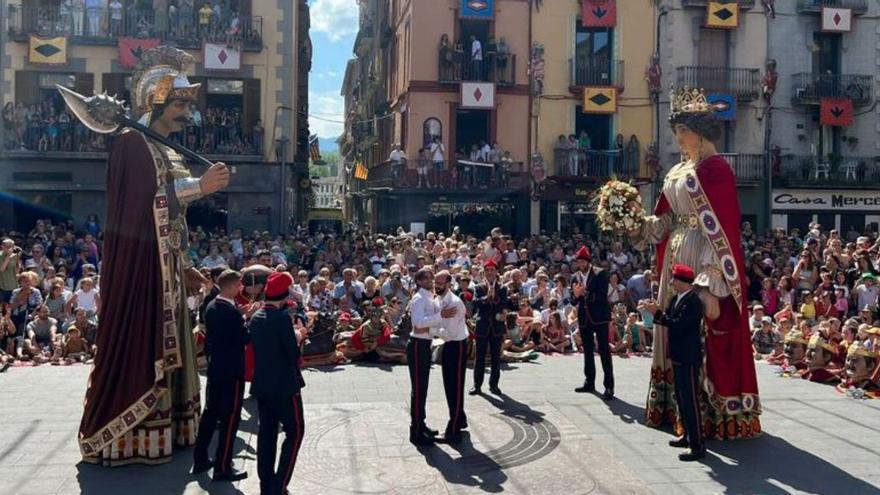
[{"left": 539, "top": 312, "right": 570, "bottom": 353}]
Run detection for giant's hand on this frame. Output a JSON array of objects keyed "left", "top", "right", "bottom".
[{"left": 199, "top": 162, "right": 231, "bottom": 195}]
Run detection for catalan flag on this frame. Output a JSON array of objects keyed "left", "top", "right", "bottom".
[
  {"left": 29, "top": 36, "right": 67, "bottom": 65},
  {"left": 309, "top": 134, "right": 323, "bottom": 164},
  {"left": 354, "top": 162, "right": 369, "bottom": 180}
]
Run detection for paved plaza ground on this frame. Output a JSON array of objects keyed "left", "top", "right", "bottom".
[{"left": 1, "top": 354, "right": 879, "bottom": 495}]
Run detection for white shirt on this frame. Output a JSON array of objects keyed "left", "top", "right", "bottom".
[
  {"left": 429, "top": 142, "right": 445, "bottom": 162},
  {"left": 409, "top": 287, "right": 442, "bottom": 341},
  {"left": 74, "top": 288, "right": 98, "bottom": 313},
  {"left": 389, "top": 149, "right": 406, "bottom": 164},
  {"left": 673, "top": 289, "right": 692, "bottom": 310},
  {"left": 472, "top": 40, "right": 482, "bottom": 60},
  {"left": 436, "top": 290, "right": 468, "bottom": 342}
]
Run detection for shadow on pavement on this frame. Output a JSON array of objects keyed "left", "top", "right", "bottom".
[
  {"left": 76, "top": 458, "right": 246, "bottom": 495},
  {"left": 481, "top": 391, "right": 547, "bottom": 424},
  {"left": 702, "top": 432, "right": 879, "bottom": 495},
  {"left": 603, "top": 396, "right": 649, "bottom": 426},
  {"left": 418, "top": 432, "right": 508, "bottom": 493}
]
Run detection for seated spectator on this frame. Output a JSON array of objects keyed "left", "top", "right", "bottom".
[
  {"left": 23, "top": 305, "right": 58, "bottom": 363},
  {"left": 64, "top": 308, "right": 98, "bottom": 354},
  {"left": 539, "top": 312, "right": 570, "bottom": 353},
  {"left": 55, "top": 326, "right": 92, "bottom": 365},
  {"left": 504, "top": 299, "right": 538, "bottom": 353},
  {"left": 67, "top": 276, "right": 100, "bottom": 318},
  {"left": 752, "top": 317, "right": 782, "bottom": 360}
]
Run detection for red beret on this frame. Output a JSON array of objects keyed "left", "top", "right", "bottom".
[
  {"left": 672, "top": 264, "right": 696, "bottom": 283},
  {"left": 576, "top": 246, "right": 591, "bottom": 261},
  {"left": 372, "top": 297, "right": 385, "bottom": 307},
  {"left": 339, "top": 312, "right": 351, "bottom": 322},
  {"left": 265, "top": 272, "right": 293, "bottom": 299},
  {"left": 484, "top": 258, "right": 498, "bottom": 269},
  {"left": 462, "top": 290, "right": 474, "bottom": 302}
]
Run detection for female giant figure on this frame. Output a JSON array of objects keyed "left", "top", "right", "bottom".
[{"left": 632, "top": 88, "right": 761, "bottom": 440}]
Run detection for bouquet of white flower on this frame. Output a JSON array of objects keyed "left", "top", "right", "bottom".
[{"left": 595, "top": 180, "right": 645, "bottom": 234}]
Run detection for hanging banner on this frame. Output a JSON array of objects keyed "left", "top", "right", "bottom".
[
  {"left": 118, "top": 38, "right": 161, "bottom": 69},
  {"left": 581, "top": 0, "right": 617, "bottom": 28},
  {"left": 461, "top": 82, "right": 496, "bottom": 109},
  {"left": 706, "top": 2, "right": 739, "bottom": 29},
  {"left": 707, "top": 93, "right": 736, "bottom": 120},
  {"left": 204, "top": 43, "right": 242, "bottom": 71},
  {"left": 460, "top": 0, "right": 494, "bottom": 20},
  {"left": 820, "top": 97, "right": 854, "bottom": 127},
  {"left": 583, "top": 87, "right": 617, "bottom": 114},
  {"left": 354, "top": 162, "right": 369, "bottom": 180},
  {"left": 822, "top": 7, "right": 852, "bottom": 33},
  {"left": 29, "top": 36, "right": 67, "bottom": 65}
]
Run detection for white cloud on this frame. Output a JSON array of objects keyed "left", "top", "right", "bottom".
[
  {"left": 309, "top": 91, "right": 345, "bottom": 138},
  {"left": 311, "top": 0, "right": 359, "bottom": 42},
  {"left": 313, "top": 70, "right": 339, "bottom": 80}
]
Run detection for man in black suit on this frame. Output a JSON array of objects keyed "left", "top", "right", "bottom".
[
  {"left": 643, "top": 264, "right": 706, "bottom": 462},
  {"left": 251, "top": 272, "right": 308, "bottom": 495},
  {"left": 193, "top": 269, "right": 249, "bottom": 481},
  {"left": 571, "top": 246, "right": 615, "bottom": 400},
  {"left": 470, "top": 258, "right": 510, "bottom": 396}
]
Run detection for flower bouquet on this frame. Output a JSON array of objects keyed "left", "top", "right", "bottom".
[{"left": 595, "top": 179, "right": 645, "bottom": 234}]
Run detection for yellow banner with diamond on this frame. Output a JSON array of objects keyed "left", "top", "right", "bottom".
[
  {"left": 583, "top": 87, "right": 617, "bottom": 114},
  {"left": 29, "top": 36, "right": 67, "bottom": 65},
  {"left": 706, "top": 2, "right": 738, "bottom": 29}
]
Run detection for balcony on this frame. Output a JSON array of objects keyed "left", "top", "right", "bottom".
[
  {"left": 6, "top": 6, "right": 263, "bottom": 52},
  {"left": 569, "top": 58, "right": 624, "bottom": 90},
  {"left": 776, "top": 155, "right": 880, "bottom": 188},
  {"left": 438, "top": 49, "right": 517, "bottom": 87},
  {"left": 3, "top": 119, "right": 263, "bottom": 161},
  {"left": 682, "top": 0, "right": 755, "bottom": 8},
  {"left": 791, "top": 73, "right": 873, "bottom": 106},
  {"left": 675, "top": 66, "right": 761, "bottom": 101},
  {"left": 365, "top": 160, "right": 529, "bottom": 191},
  {"left": 552, "top": 149, "right": 640, "bottom": 180},
  {"left": 719, "top": 153, "right": 764, "bottom": 184},
  {"left": 798, "top": 0, "right": 868, "bottom": 15}
]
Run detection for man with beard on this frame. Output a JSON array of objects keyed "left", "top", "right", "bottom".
[
  {"left": 78, "top": 46, "right": 230, "bottom": 466},
  {"left": 408, "top": 267, "right": 457, "bottom": 446},
  {"left": 434, "top": 270, "right": 469, "bottom": 444},
  {"left": 572, "top": 246, "right": 614, "bottom": 400},
  {"left": 471, "top": 259, "right": 509, "bottom": 396}
]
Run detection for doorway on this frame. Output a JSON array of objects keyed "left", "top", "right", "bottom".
[
  {"left": 575, "top": 109, "right": 611, "bottom": 150},
  {"left": 458, "top": 19, "right": 491, "bottom": 81},
  {"left": 454, "top": 109, "right": 491, "bottom": 156}
]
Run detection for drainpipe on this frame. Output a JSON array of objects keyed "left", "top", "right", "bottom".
[
  {"left": 527, "top": 0, "right": 535, "bottom": 235},
  {"left": 653, "top": 5, "right": 669, "bottom": 206}
]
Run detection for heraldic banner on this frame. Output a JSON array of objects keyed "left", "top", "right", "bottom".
[{"left": 29, "top": 36, "right": 67, "bottom": 65}]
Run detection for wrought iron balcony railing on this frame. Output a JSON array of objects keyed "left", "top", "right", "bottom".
[
  {"left": 439, "top": 47, "right": 517, "bottom": 86},
  {"left": 791, "top": 73, "right": 873, "bottom": 106},
  {"left": 797, "top": 0, "right": 868, "bottom": 15},
  {"left": 569, "top": 58, "right": 624, "bottom": 89},
  {"left": 552, "top": 149, "right": 640, "bottom": 179},
  {"left": 675, "top": 66, "right": 762, "bottom": 101}
]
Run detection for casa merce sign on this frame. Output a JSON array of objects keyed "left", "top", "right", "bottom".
[{"left": 772, "top": 189, "right": 880, "bottom": 211}]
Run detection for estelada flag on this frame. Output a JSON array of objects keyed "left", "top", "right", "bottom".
[
  {"left": 118, "top": 38, "right": 161, "bottom": 69},
  {"left": 29, "top": 36, "right": 67, "bottom": 65},
  {"left": 820, "top": 97, "right": 854, "bottom": 127},
  {"left": 354, "top": 162, "right": 369, "bottom": 180},
  {"left": 581, "top": 0, "right": 616, "bottom": 28},
  {"left": 706, "top": 2, "right": 739, "bottom": 29},
  {"left": 583, "top": 87, "right": 617, "bottom": 114}
]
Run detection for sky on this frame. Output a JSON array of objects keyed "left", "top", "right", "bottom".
[{"left": 308, "top": 0, "right": 359, "bottom": 152}]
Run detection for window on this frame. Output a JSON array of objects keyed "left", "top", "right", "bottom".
[
  {"left": 574, "top": 26, "right": 613, "bottom": 86},
  {"left": 38, "top": 74, "right": 76, "bottom": 89},
  {"left": 423, "top": 118, "right": 442, "bottom": 148}
]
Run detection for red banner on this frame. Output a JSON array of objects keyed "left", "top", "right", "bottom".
[
  {"left": 118, "top": 38, "right": 160, "bottom": 69},
  {"left": 581, "top": 0, "right": 616, "bottom": 28},
  {"left": 820, "top": 97, "right": 854, "bottom": 127}
]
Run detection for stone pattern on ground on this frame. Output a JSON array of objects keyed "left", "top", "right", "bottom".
[{"left": 0, "top": 355, "right": 878, "bottom": 494}]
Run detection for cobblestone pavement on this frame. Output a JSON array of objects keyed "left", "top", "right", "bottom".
[{"left": 1, "top": 354, "right": 878, "bottom": 495}]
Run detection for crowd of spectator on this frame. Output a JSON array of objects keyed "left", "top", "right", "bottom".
[
  {"left": 2, "top": 216, "right": 878, "bottom": 396},
  {"left": 19, "top": 0, "right": 260, "bottom": 49},
  {"left": 3, "top": 99, "right": 262, "bottom": 157}
]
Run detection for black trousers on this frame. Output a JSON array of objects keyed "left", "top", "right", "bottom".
[
  {"left": 407, "top": 338, "right": 432, "bottom": 433},
  {"left": 257, "top": 393, "right": 305, "bottom": 495},
  {"left": 473, "top": 334, "right": 503, "bottom": 389},
  {"left": 441, "top": 339, "right": 468, "bottom": 436},
  {"left": 194, "top": 377, "right": 244, "bottom": 473},
  {"left": 581, "top": 322, "right": 614, "bottom": 390},
  {"left": 673, "top": 364, "right": 704, "bottom": 451}
]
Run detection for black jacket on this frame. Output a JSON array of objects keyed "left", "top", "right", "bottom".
[
  {"left": 473, "top": 281, "right": 512, "bottom": 338},
  {"left": 204, "top": 298, "right": 249, "bottom": 381},
  {"left": 654, "top": 290, "right": 704, "bottom": 366},
  {"left": 572, "top": 267, "right": 611, "bottom": 327},
  {"left": 249, "top": 305, "right": 305, "bottom": 398}
]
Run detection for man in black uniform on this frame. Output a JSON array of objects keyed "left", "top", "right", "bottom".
[
  {"left": 572, "top": 246, "right": 615, "bottom": 400},
  {"left": 643, "top": 264, "right": 706, "bottom": 462},
  {"left": 251, "top": 272, "right": 308, "bottom": 495},
  {"left": 470, "top": 258, "right": 509, "bottom": 396},
  {"left": 192, "top": 269, "right": 249, "bottom": 481}
]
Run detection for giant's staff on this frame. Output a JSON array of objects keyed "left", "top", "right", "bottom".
[{"left": 56, "top": 84, "right": 214, "bottom": 168}]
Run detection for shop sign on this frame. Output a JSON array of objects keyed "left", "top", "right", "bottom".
[{"left": 772, "top": 189, "right": 880, "bottom": 211}]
